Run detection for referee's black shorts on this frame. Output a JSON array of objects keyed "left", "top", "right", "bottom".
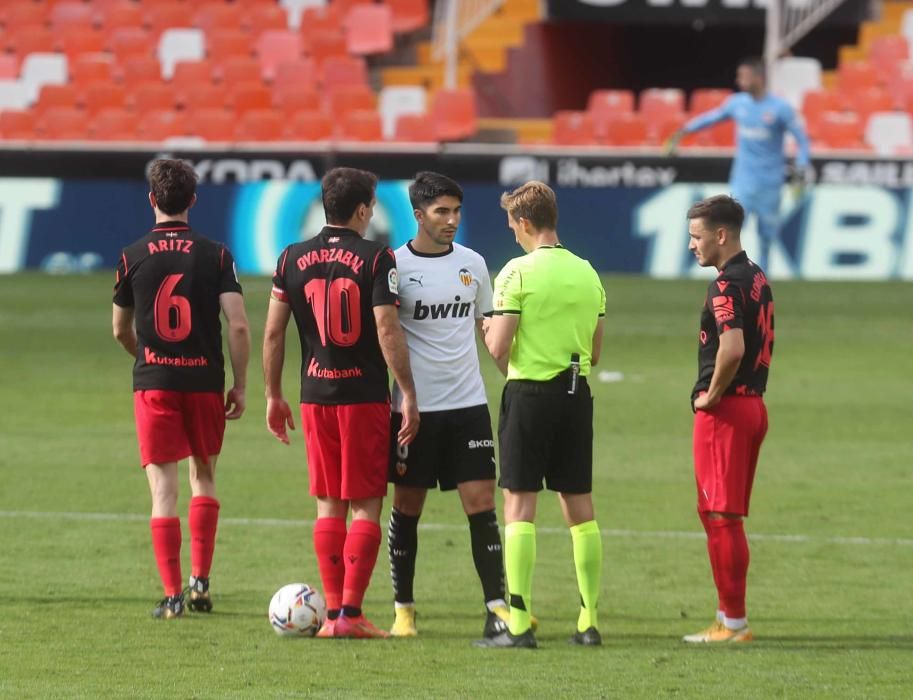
[{"left": 497, "top": 373, "right": 593, "bottom": 494}]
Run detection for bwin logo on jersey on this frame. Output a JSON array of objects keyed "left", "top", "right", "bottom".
[
  {"left": 458, "top": 268, "right": 472, "bottom": 286},
  {"left": 413, "top": 296, "right": 472, "bottom": 320}
]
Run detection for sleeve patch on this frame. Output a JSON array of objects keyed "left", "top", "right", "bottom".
[
  {"left": 388, "top": 268, "right": 398, "bottom": 294},
  {"left": 712, "top": 295, "right": 735, "bottom": 324}
]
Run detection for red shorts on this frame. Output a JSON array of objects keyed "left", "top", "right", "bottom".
[
  {"left": 693, "top": 395, "right": 768, "bottom": 516},
  {"left": 133, "top": 390, "right": 225, "bottom": 467},
  {"left": 300, "top": 402, "right": 390, "bottom": 501}
]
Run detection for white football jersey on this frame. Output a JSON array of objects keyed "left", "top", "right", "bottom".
[{"left": 392, "top": 241, "right": 493, "bottom": 412}]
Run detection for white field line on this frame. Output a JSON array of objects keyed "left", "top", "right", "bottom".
[{"left": 1, "top": 510, "right": 912, "bottom": 547}]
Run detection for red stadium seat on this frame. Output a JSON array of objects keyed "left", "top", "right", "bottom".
[
  {"left": 689, "top": 88, "right": 732, "bottom": 114},
  {"left": 639, "top": 88, "right": 685, "bottom": 121},
  {"left": 869, "top": 36, "right": 908, "bottom": 76},
  {"left": 319, "top": 55, "right": 368, "bottom": 86},
  {"left": 300, "top": 7, "right": 343, "bottom": 44},
  {"left": 326, "top": 84, "right": 377, "bottom": 115},
  {"left": 273, "top": 85, "right": 322, "bottom": 115},
  {"left": 137, "top": 109, "right": 188, "bottom": 141},
  {"left": 847, "top": 85, "right": 896, "bottom": 122},
  {"left": 146, "top": 3, "right": 191, "bottom": 36},
  {"left": 187, "top": 108, "right": 236, "bottom": 141},
  {"left": 89, "top": 108, "right": 135, "bottom": 140},
  {"left": 274, "top": 59, "right": 318, "bottom": 89},
  {"left": 236, "top": 109, "right": 286, "bottom": 141},
  {"left": 345, "top": 4, "right": 394, "bottom": 56},
  {"left": 206, "top": 30, "right": 252, "bottom": 62},
  {"left": 244, "top": 4, "right": 288, "bottom": 34},
  {"left": 70, "top": 54, "right": 116, "bottom": 85},
  {"left": 255, "top": 30, "right": 303, "bottom": 81},
  {"left": 8, "top": 26, "right": 58, "bottom": 59},
  {"left": 122, "top": 57, "right": 163, "bottom": 84},
  {"left": 837, "top": 60, "right": 879, "bottom": 94},
  {"left": 132, "top": 82, "right": 178, "bottom": 113},
  {"left": 338, "top": 109, "right": 383, "bottom": 141},
  {"left": 171, "top": 60, "right": 216, "bottom": 91},
  {"left": 85, "top": 83, "right": 128, "bottom": 114},
  {"left": 50, "top": 2, "right": 97, "bottom": 32},
  {"left": 0, "top": 110, "right": 34, "bottom": 140},
  {"left": 0, "top": 3, "right": 50, "bottom": 29},
  {"left": 231, "top": 82, "right": 274, "bottom": 113},
  {"left": 648, "top": 112, "right": 687, "bottom": 146},
  {"left": 598, "top": 112, "right": 647, "bottom": 146},
  {"left": 39, "top": 108, "right": 87, "bottom": 140},
  {"left": 817, "top": 111, "right": 865, "bottom": 149},
  {"left": 309, "top": 32, "right": 348, "bottom": 65},
  {"left": 60, "top": 31, "right": 108, "bottom": 59},
  {"left": 386, "top": 0, "right": 430, "bottom": 34},
  {"left": 0, "top": 55, "right": 18, "bottom": 79},
  {"left": 104, "top": 3, "right": 145, "bottom": 31},
  {"left": 180, "top": 84, "right": 227, "bottom": 111},
  {"left": 394, "top": 113, "right": 436, "bottom": 142},
  {"left": 587, "top": 89, "right": 635, "bottom": 120},
  {"left": 217, "top": 57, "right": 263, "bottom": 84},
  {"left": 801, "top": 89, "right": 843, "bottom": 140},
  {"left": 192, "top": 3, "right": 244, "bottom": 32},
  {"left": 108, "top": 27, "right": 155, "bottom": 61},
  {"left": 286, "top": 110, "right": 334, "bottom": 140},
  {"left": 552, "top": 110, "right": 596, "bottom": 145},
  {"left": 35, "top": 84, "right": 80, "bottom": 114},
  {"left": 430, "top": 88, "right": 477, "bottom": 141}
]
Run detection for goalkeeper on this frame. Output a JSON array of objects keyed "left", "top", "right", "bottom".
[{"left": 667, "top": 57, "right": 811, "bottom": 272}]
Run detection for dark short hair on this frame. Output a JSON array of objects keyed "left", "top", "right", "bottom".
[
  {"left": 148, "top": 159, "right": 197, "bottom": 215},
  {"left": 687, "top": 195, "right": 744, "bottom": 236},
  {"left": 321, "top": 167, "right": 378, "bottom": 224},
  {"left": 738, "top": 56, "right": 766, "bottom": 78},
  {"left": 408, "top": 171, "right": 463, "bottom": 211},
  {"left": 499, "top": 181, "right": 558, "bottom": 231}
]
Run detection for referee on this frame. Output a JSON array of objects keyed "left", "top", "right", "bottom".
[{"left": 475, "top": 181, "right": 606, "bottom": 649}]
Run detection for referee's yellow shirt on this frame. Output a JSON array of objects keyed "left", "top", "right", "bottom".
[{"left": 493, "top": 245, "right": 606, "bottom": 382}]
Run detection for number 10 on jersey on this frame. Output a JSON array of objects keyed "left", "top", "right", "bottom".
[{"left": 305, "top": 277, "right": 362, "bottom": 347}]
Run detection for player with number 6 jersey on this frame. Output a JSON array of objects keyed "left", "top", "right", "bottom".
[
  {"left": 683, "top": 194, "right": 774, "bottom": 644},
  {"left": 112, "top": 159, "right": 251, "bottom": 620},
  {"left": 263, "top": 167, "right": 419, "bottom": 640}
]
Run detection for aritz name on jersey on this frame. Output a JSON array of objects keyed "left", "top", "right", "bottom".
[
  {"left": 413, "top": 295, "right": 473, "bottom": 320},
  {"left": 296, "top": 248, "right": 364, "bottom": 274},
  {"left": 147, "top": 239, "right": 194, "bottom": 255}
]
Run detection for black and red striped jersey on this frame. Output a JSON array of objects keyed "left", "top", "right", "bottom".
[
  {"left": 271, "top": 226, "right": 398, "bottom": 405},
  {"left": 693, "top": 251, "right": 774, "bottom": 400},
  {"left": 113, "top": 221, "right": 242, "bottom": 392}
]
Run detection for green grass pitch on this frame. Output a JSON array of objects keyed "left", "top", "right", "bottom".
[{"left": 0, "top": 273, "right": 910, "bottom": 699}]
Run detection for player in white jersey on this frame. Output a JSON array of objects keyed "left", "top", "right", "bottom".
[{"left": 387, "top": 172, "right": 518, "bottom": 640}]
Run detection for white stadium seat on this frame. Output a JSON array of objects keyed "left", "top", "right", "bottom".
[
  {"left": 770, "top": 56, "right": 822, "bottom": 111},
  {"left": 379, "top": 85, "right": 427, "bottom": 139},
  {"left": 865, "top": 112, "right": 913, "bottom": 155},
  {"left": 158, "top": 29, "right": 206, "bottom": 80},
  {"left": 280, "top": 0, "right": 327, "bottom": 30},
  {"left": 0, "top": 80, "right": 30, "bottom": 111},
  {"left": 20, "top": 53, "right": 68, "bottom": 105}
]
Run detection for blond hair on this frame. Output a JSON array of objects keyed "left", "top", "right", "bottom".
[{"left": 499, "top": 181, "right": 558, "bottom": 231}]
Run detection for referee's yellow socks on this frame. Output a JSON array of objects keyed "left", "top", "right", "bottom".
[
  {"left": 570, "top": 520, "right": 602, "bottom": 632},
  {"left": 504, "top": 521, "right": 536, "bottom": 635}
]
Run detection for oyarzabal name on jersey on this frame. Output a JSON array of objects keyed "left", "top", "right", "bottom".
[
  {"left": 307, "top": 358, "right": 364, "bottom": 379},
  {"left": 296, "top": 248, "right": 364, "bottom": 275}
]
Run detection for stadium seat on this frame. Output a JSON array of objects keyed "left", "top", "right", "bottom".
[
  {"left": 181, "top": 84, "right": 227, "bottom": 111},
  {"left": 172, "top": 60, "right": 217, "bottom": 91},
  {"left": 837, "top": 60, "right": 880, "bottom": 94},
  {"left": 137, "top": 109, "right": 188, "bottom": 141},
  {"left": 649, "top": 112, "right": 687, "bottom": 146},
  {"left": 429, "top": 88, "right": 477, "bottom": 141},
  {"left": 70, "top": 54, "right": 116, "bottom": 85},
  {"left": 274, "top": 59, "right": 318, "bottom": 89},
  {"left": 386, "top": 0, "right": 430, "bottom": 34},
  {"left": 379, "top": 85, "right": 426, "bottom": 139},
  {"left": 159, "top": 28, "right": 206, "bottom": 80},
  {"left": 689, "top": 88, "right": 732, "bottom": 114},
  {"left": 282, "top": 0, "right": 330, "bottom": 30},
  {"left": 326, "top": 84, "right": 377, "bottom": 115},
  {"left": 770, "top": 56, "right": 822, "bottom": 110},
  {"left": 39, "top": 108, "right": 87, "bottom": 139},
  {"left": 60, "top": 31, "right": 108, "bottom": 59},
  {"left": 639, "top": 88, "right": 685, "bottom": 121},
  {"left": 309, "top": 32, "right": 349, "bottom": 65},
  {"left": 84, "top": 83, "right": 128, "bottom": 114},
  {"left": 865, "top": 111, "right": 913, "bottom": 155},
  {"left": 817, "top": 111, "right": 865, "bottom": 149},
  {"left": 132, "top": 83, "right": 178, "bottom": 113},
  {"left": 0, "top": 81, "right": 29, "bottom": 112},
  {"left": 8, "top": 26, "right": 58, "bottom": 61},
  {"left": 901, "top": 8, "right": 913, "bottom": 45},
  {"left": 255, "top": 31, "right": 304, "bottom": 81},
  {"left": 187, "top": 108, "right": 236, "bottom": 141},
  {"left": 20, "top": 53, "right": 68, "bottom": 105},
  {"left": 0, "top": 3, "right": 49, "bottom": 29},
  {"left": 218, "top": 57, "right": 264, "bottom": 84},
  {"left": 394, "top": 113, "right": 436, "bottom": 142},
  {"left": 192, "top": 3, "right": 244, "bottom": 32},
  {"left": 206, "top": 30, "right": 253, "bottom": 62},
  {"left": 320, "top": 55, "right": 368, "bottom": 86},
  {"left": 345, "top": 4, "right": 394, "bottom": 55},
  {"left": 34, "top": 84, "right": 80, "bottom": 114},
  {"left": 801, "top": 89, "right": 842, "bottom": 139},
  {"left": 273, "top": 84, "right": 322, "bottom": 114},
  {"left": 552, "top": 110, "right": 596, "bottom": 146},
  {"left": 88, "top": 108, "right": 135, "bottom": 140},
  {"left": 244, "top": 4, "right": 290, "bottom": 34},
  {"left": 231, "top": 82, "right": 274, "bottom": 112},
  {"left": 846, "top": 85, "right": 896, "bottom": 123},
  {"left": 869, "top": 35, "right": 908, "bottom": 75},
  {"left": 104, "top": 3, "right": 145, "bottom": 31},
  {"left": 236, "top": 109, "right": 286, "bottom": 140},
  {"left": 587, "top": 89, "right": 635, "bottom": 120},
  {"left": 285, "top": 109, "right": 334, "bottom": 140},
  {"left": 599, "top": 112, "right": 648, "bottom": 146},
  {"left": 0, "top": 56, "right": 17, "bottom": 80},
  {"left": 122, "top": 57, "right": 163, "bottom": 84},
  {"left": 108, "top": 27, "right": 154, "bottom": 62},
  {"left": 146, "top": 3, "right": 190, "bottom": 36},
  {"left": 338, "top": 109, "right": 383, "bottom": 141},
  {"left": 50, "top": 2, "right": 97, "bottom": 32},
  {"left": 0, "top": 110, "right": 33, "bottom": 139}
]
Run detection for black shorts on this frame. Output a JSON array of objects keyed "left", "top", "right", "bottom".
[
  {"left": 389, "top": 404, "right": 496, "bottom": 491},
  {"left": 497, "top": 375, "right": 593, "bottom": 494}
]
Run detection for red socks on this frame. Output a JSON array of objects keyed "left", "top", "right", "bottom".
[
  {"left": 342, "top": 519, "right": 382, "bottom": 610},
  {"left": 150, "top": 517, "right": 182, "bottom": 596},
  {"left": 699, "top": 511, "right": 723, "bottom": 612},
  {"left": 189, "top": 496, "right": 220, "bottom": 579},
  {"left": 314, "top": 517, "right": 348, "bottom": 611},
  {"left": 706, "top": 516, "right": 750, "bottom": 619}
]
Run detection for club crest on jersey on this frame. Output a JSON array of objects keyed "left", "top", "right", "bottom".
[
  {"left": 458, "top": 268, "right": 473, "bottom": 286},
  {"left": 328, "top": 236, "right": 340, "bottom": 243},
  {"left": 388, "top": 268, "right": 399, "bottom": 294}
]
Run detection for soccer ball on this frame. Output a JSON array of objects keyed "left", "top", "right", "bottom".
[{"left": 268, "top": 583, "right": 326, "bottom": 637}]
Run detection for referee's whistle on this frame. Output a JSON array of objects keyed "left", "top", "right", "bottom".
[{"left": 568, "top": 353, "right": 580, "bottom": 395}]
